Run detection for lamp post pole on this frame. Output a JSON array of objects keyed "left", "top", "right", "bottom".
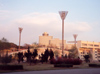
[
  {"left": 73, "top": 34, "right": 78, "bottom": 47},
  {"left": 19, "top": 27, "right": 23, "bottom": 50},
  {"left": 59, "top": 11, "right": 68, "bottom": 57},
  {"left": 62, "top": 19, "right": 64, "bottom": 57}
]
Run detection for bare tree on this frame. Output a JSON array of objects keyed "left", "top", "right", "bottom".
[{"left": 68, "top": 45, "right": 78, "bottom": 58}]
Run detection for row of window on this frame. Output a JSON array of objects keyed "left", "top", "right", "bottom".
[{"left": 82, "top": 43, "right": 100, "bottom": 47}]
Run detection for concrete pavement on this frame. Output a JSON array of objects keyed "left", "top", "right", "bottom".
[{"left": 1, "top": 68, "right": 100, "bottom": 74}]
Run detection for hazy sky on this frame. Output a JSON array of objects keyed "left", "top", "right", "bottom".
[{"left": 0, "top": 0, "right": 100, "bottom": 45}]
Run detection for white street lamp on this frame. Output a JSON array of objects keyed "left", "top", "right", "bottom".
[
  {"left": 59, "top": 11, "right": 68, "bottom": 56},
  {"left": 19, "top": 27, "right": 23, "bottom": 50}
]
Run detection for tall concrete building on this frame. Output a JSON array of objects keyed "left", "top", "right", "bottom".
[
  {"left": 39, "top": 32, "right": 66, "bottom": 49},
  {"left": 39, "top": 32, "right": 53, "bottom": 46},
  {"left": 50, "top": 38, "right": 66, "bottom": 49}
]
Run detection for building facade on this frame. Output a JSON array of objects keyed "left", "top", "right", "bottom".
[
  {"left": 39, "top": 32, "right": 66, "bottom": 49},
  {"left": 39, "top": 32, "right": 53, "bottom": 46},
  {"left": 77, "top": 40, "right": 100, "bottom": 61}
]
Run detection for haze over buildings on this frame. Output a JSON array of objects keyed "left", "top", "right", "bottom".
[{"left": 0, "top": 0, "right": 100, "bottom": 45}]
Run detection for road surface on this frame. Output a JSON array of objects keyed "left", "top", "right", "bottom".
[{"left": 1, "top": 68, "right": 100, "bottom": 74}]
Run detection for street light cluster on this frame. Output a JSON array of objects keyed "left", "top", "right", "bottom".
[{"left": 18, "top": 11, "right": 77, "bottom": 57}]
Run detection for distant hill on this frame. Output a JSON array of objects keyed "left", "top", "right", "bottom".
[{"left": 0, "top": 41, "right": 18, "bottom": 50}]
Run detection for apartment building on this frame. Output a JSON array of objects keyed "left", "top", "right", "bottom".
[{"left": 77, "top": 40, "right": 100, "bottom": 61}]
